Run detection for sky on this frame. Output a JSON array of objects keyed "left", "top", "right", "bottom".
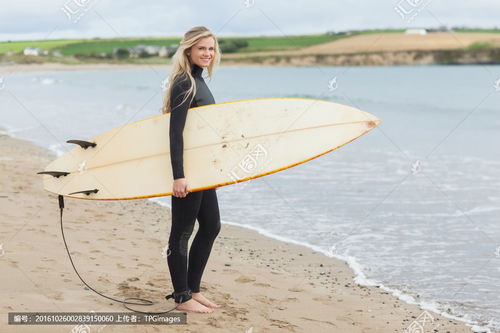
[{"left": 0, "top": 0, "right": 499, "bottom": 41}]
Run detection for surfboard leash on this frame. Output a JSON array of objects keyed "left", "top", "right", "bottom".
[{"left": 57, "top": 194, "right": 185, "bottom": 315}]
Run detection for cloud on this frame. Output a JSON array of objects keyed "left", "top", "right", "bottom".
[{"left": 0, "top": 0, "right": 499, "bottom": 41}]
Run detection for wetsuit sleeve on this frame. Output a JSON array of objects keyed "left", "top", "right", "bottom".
[{"left": 169, "top": 75, "right": 193, "bottom": 180}]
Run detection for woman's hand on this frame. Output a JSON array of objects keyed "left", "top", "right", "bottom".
[{"left": 172, "top": 178, "right": 190, "bottom": 198}]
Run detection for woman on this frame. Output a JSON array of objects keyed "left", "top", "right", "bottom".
[{"left": 161, "top": 26, "right": 222, "bottom": 314}]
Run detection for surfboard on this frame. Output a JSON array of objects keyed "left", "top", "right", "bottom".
[{"left": 38, "top": 98, "right": 381, "bottom": 200}]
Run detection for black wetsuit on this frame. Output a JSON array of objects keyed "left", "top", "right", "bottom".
[{"left": 167, "top": 63, "right": 221, "bottom": 299}]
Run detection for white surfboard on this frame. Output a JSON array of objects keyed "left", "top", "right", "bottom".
[{"left": 39, "top": 98, "right": 381, "bottom": 200}]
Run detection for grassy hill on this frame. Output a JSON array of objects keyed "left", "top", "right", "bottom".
[
  {"left": 1, "top": 29, "right": 499, "bottom": 66},
  {"left": 0, "top": 30, "right": 399, "bottom": 56}
]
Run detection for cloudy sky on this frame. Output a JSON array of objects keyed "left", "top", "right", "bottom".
[{"left": 0, "top": 0, "right": 498, "bottom": 41}]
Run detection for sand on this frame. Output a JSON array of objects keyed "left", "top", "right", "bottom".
[
  {"left": 0, "top": 131, "right": 473, "bottom": 332},
  {"left": 0, "top": 62, "right": 264, "bottom": 74},
  {"left": 222, "top": 32, "right": 500, "bottom": 59}
]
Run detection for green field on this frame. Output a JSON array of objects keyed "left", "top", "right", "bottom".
[
  {"left": 0, "top": 34, "right": 349, "bottom": 56},
  {"left": 0, "top": 39, "right": 87, "bottom": 54},
  {"left": 467, "top": 41, "right": 497, "bottom": 51},
  {"left": 0, "top": 30, "right": 397, "bottom": 56},
  {"left": 222, "top": 34, "right": 355, "bottom": 53},
  {"left": 57, "top": 37, "right": 181, "bottom": 56},
  {"left": 1, "top": 29, "right": 498, "bottom": 60},
  {"left": 454, "top": 28, "right": 500, "bottom": 33}
]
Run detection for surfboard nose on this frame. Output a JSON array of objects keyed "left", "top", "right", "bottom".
[{"left": 365, "top": 115, "right": 382, "bottom": 129}]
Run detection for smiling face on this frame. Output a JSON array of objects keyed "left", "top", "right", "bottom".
[{"left": 187, "top": 36, "right": 215, "bottom": 68}]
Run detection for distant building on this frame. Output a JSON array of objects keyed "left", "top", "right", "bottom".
[
  {"left": 95, "top": 52, "right": 111, "bottom": 58},
  {"left": 427, "top": 25, "right": 454, "bottom": 33},
  {"left": 405, "top": 29, "right": 427, "bottom": 35},
  {"left": 23, "top": 47, "right": 48, "bottom": 56},
  {"left": 158, "top": 46, "right": 168, "bottom": 57},
  {"left": 167, "top": 44, "right": 179, "bottom": 55},
  {"left": 127, "top": 44, "right": 173, "bottom": 58},
  {"left": 326, "top": 30, "right": 353, "bottom": 36}
]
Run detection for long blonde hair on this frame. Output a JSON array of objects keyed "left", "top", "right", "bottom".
[{"left": 161, "top": 26, "right": 221, "bottom": 114}]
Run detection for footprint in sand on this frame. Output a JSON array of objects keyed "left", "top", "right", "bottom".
[
  {"left": 253, "top": 295, "right": 276, "bottom": 304},
  {"left": 222, "top": 268, "right": 238, "bottom": 274},
  {"left": 298, "top": 316, "right": 337, "bottom": 328},
  {"left": 98, "top": 277, "right": 111, "bottom": 283},
  {"left": 313, "top": 295, "right": 332, "bottom": 303},
  {"left": 268, "top": 318, "right": 299, "bottom": 331},
  {"left": 235, "top": 275, "right": 256, "bottom": 283},
  {"left": 50, "top": 292, "right": 64, "bottom": 301},
  {"left": 117, "top": 282, "right": 142, "bottom": 294},
  {"left": 41, "top": 258, "right": 56, "bottom": 262},
  {"left": 336, "top": 315, "right": 361, "bottom": 326}
]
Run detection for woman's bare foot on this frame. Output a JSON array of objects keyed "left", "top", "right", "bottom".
[
  {"left": 175, "top": 299, "right": 213, "bottom": 313},
  {"left": 192, "top": 292, "right": 221, "bottom": 308}
]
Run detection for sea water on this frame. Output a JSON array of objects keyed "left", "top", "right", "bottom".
[{"left": 1, "top": 65, "right": 499, "bottom": 331}]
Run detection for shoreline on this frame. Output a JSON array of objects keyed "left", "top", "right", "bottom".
[
  {"left": 1, "top": 49, "right": 500, "bottom": 74},
  {"left": 0, "top": 128, "right": 481, "bottom": 332},
  {"left": 0, "top": 62, "right": 267, "bottom": 74}
]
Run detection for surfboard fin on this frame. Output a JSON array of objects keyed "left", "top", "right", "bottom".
[
  {"left": 37, "top": 171, "right": 70, "bottom": 178},
  {"left": 68, "top": 189, "right": 99, "bottom": 196},
  {"left": 66, "top": 140, "right": 97, "bottom": 149}
]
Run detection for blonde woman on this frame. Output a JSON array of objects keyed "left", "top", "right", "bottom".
[{"left": 162, "top": 26, "right": 222, "bottom": 313}]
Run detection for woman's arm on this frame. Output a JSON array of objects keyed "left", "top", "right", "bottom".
[{"left": 169, "top": 74, "right": 193, "bottom": 180}]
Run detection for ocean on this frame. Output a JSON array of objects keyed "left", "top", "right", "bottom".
[{"left": 1, "top": 64, "right": 499, "bottom": 332}]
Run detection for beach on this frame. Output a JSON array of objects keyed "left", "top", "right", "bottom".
[
  {"left": 0, "top": 62, "right": 267, "bottom": 74},
  {"left": 0, "top": 131, "right": 475, "bottom": 332}
]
